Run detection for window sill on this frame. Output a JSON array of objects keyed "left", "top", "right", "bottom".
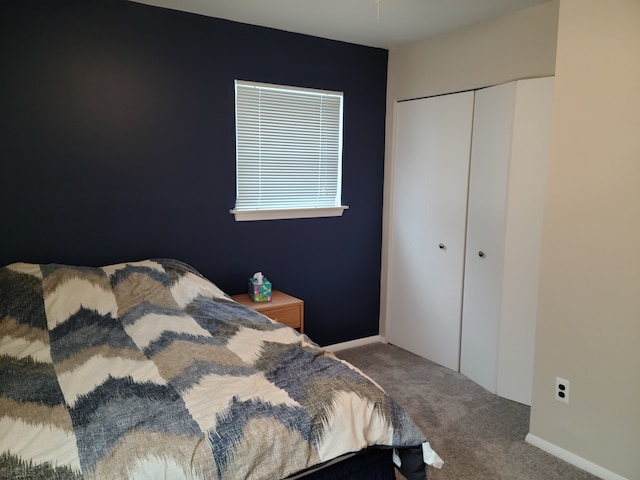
[{"left": 230, "top": 206, "right": 349, "bottom": 221}]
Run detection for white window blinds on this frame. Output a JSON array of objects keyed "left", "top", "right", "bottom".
[{"left": 232, "top": 80, "right": 348, "bottom": 221}]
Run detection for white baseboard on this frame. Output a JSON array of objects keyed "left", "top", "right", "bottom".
[
  {"left": 323, "top": 335, "right": 386, "bottom": 352},
  {"left": 525, "top": 433, "right": 629, "bottom": 480}
]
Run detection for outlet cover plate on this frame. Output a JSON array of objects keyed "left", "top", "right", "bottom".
[{"left": 555, "top": 377, "right": 570, "bottom": 404}]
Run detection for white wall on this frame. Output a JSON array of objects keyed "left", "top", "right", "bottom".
[
  {"left": 529, "top": 1, "right": 640, "bottom": 478},
  {"left": 380, "top": 0, "right": 559, "bottom": 337},
  {"left": 385, "top": 1, "right": 559, "bottom": 102}
]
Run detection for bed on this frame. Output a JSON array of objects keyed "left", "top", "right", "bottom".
[{"left": 0, "top": 259, "right": 442, "bottom": 480}]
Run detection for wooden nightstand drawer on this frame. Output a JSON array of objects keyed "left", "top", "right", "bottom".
[
  {"left": 262, "top": 305, "right": 300, "bottom": 329},
  {"left": 231, "top": 290, "right": 304, "bottom": 333}
]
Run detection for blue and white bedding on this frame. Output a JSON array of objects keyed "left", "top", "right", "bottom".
[{"left": 0, "top": 259, "right": 439, "bottom": 479}]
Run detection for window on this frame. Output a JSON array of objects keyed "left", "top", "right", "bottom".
[{"left": 231, "top": 80, "right": 348, "bottom": 221}]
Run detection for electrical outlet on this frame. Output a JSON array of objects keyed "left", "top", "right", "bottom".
[{"left": 555, "top": 377, "right": 570, "bottom": 404}]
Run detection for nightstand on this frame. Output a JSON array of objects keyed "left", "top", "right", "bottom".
[{"left": 231, "top": 290, "right": 304, "bottom": 333}]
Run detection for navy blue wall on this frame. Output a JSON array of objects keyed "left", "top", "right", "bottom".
[{"left": 0, "top": 0, "right": 388, "bottom": 346}]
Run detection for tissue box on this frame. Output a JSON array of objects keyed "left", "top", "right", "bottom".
[{"left": 248, "top": 277, "right": 272, "bottom": 302}]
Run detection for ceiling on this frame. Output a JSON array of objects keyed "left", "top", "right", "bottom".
[{"left": 129, "top": 0, "right": 551, "bottom": 49}]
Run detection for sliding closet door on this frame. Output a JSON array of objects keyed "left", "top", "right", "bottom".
[
  {"left": 386, "top": 92, "right": 474, "bottom": 371},
  {"left": 461, "top": 77, "right": 554, "bottom": 404},
  {"left": 497, "top": 77, "right": 554, "bottom": 404}
]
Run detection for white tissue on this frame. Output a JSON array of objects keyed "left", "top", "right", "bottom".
[
  {"left": 422, "top": 442, "right": 444, "bottom": 468},
  {"left": 252, "top": 272, "right": 264, "bottom": 284},
  {"left": 392, "top": 449, "right": 401, "bottom": 467},
  {"left": 392, "top": 442, "right": 444, "bottom": 470}
]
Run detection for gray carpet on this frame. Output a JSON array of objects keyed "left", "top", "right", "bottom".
[{"left": 335, "top": 343, "right": 599, "bottom": 480}]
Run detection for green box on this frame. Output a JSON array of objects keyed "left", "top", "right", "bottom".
[{"left": 248, "top": 277, "right": 272, "bottom": 302}]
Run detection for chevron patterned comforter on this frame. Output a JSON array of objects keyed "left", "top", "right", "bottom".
[{"left": 0, "top": 259, "right": 436, "bottom": 480}]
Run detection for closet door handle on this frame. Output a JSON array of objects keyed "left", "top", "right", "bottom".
[
  {"left": 439, "top": 243, "right": 445, "bottom": 249},
  {"left": 478, "top": 251, "right": 486, "bottom": 258}
]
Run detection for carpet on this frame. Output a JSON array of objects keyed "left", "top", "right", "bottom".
[{"left": 335, "top": 343, "right": 600, "bottom": 480}]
